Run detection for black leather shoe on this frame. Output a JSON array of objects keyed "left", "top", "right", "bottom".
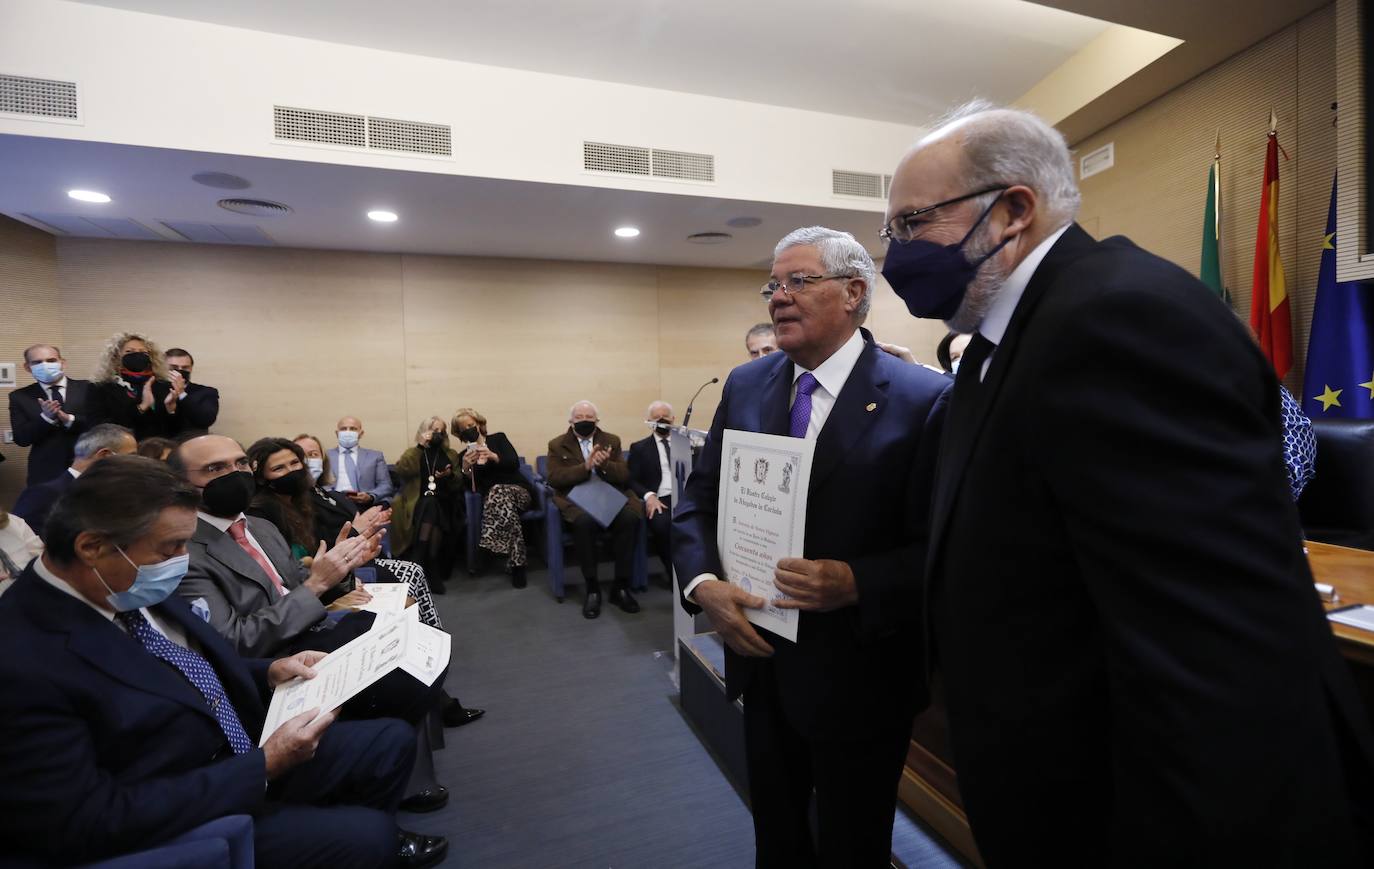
[
  {"left": 583, "top": 590, "right": 602, "bottom": 619},
  {"left": 398, "top": 786, "right": 449, "bottom": 813},
  {"left": 610, "top": 588, "right": 641, "bottom": 614},
  {"left": 397, "top": 830, "right": 448, "bottom": 868},
  {"left": 511, "top": 565, "right": 527, "bottom": 588},
  {"left": 442, "top": 703, "right": 485, "bottom": 728}
]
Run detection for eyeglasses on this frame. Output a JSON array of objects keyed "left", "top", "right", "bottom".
[
  {"left": 879, "top": 186, "right": 1008, "bottom": 244},
  {"left": 759, "top": 273, "right": 850, "bottom": 302},
  {"left": 195, "top": 457, "right": 251, "bottom": 475}
]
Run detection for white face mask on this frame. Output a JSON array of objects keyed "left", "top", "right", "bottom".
[
  {"left": 951, "top": 357, "right": 962, "bottom": 374},
  {"left": 337, "top": 431, "right": 360, "bottom": 450},
  {"left": 305, "top": 457, "right": 324, "bottom": 481}
]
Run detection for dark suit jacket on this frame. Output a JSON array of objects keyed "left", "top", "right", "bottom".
[
  {"left": 11, "top": 469, "right": 75, "bottom": 538},
  {"left": 178, "top": 515, "right": 328, "bottom": 657},
  {"left": 177, "top": 381, "right": 221, "bottom": 431},
  {"left": 8, "top": 378, "right": 92, "bottom": 485},
  {"left": 469, "top": 432, "right": 535, "bottom": 498},
  {"left": 546, "top": 429, "right": 644, "bottom": 522},
  {"left": 928, "top": 223, "right": 1374, "bottom": 865},
  {"left": 89, "top": 379, "right": 182, "bottom": 441},
  {"left": 673, "top": 328, "right": 950, "bottom": 740},
  {"left": 0, "top": 567, "right": 271, "bottom": 864},
  {"left": 627, "top": 433, "right": 670, "bottom": 499}
]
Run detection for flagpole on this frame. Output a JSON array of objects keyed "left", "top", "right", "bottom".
[{"left": 1214, "top": 130, "right": 1223, "bottom": 299}]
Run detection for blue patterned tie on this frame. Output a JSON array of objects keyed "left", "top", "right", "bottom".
[
  {"left": 116, "top": 610, "right": 254, "bottom": 755},
  {"left": 789, "top": 372, "right": 819, "bottom": 438}
]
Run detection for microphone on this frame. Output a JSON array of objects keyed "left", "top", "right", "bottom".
[{"left": 683, "top": 377, "right": 719, "bottom": 427}]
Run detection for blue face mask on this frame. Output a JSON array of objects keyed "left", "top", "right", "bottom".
[
  {"left": 96, "top": 548, "right": 190, "bottom": 612},
  {"left": 30, "top": 361, "right": 63, "bottom": 384},
  {"left": 881, "top": 193, "right": 1010, "bottom": 321},
  {"left": 337, "top": 431, "right": 360, "bottom": 450}
]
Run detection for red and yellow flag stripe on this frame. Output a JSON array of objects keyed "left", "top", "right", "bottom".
[{"left": 1250, "top": 129, "right": 1292, "bottom": 378}]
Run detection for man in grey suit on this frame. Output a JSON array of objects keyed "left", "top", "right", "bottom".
[{"left": 328, "top": 416, "right": 395, "bottom": 507}]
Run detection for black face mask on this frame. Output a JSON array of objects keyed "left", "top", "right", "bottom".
[
  {"left": 572, "top": 420, "right": 597, "bottom": 438},
  {"left": 426, "top": 432, "right": 448, "bottom": 449},
  {"left": 266, "top": 468, "right": 311, "bottom": 497},
  {"left": 171, "top": 368, "right": 192, "bottom": 385},
  {"left": 201, "top": 470, "right": 256, "bottom": 517},
  {"left": 457, "top": 426, "right": 480, "bottom": 443},
  {"left": 121, "top": 352, "right": 152, "bottom": 373},
  {"left": 653, "top": 420, "right": 672, "bottom": 435}
]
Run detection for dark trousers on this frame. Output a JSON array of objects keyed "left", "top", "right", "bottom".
[
  {"left": 256, "top": 717, "right": 414, "bottom": 868},
  {"left": 569, "top": 505, "right": 637, "bottom": 588},
  {"left": 646, "top": 495, "right": 673, "bottom": 578},
  {"left": 743, "top": 662, "right": 911, "bottom": 869}
]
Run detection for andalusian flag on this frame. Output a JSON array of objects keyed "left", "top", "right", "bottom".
[
  {"left": 1200, "top": 137, "right": 1226, "bottom": 301},
  {"left": 1301, "top": 176, "right": 1374, "bottom": 418},
  {"left": 1249, "top": 117, "right": 1292, "bottom": 378}
]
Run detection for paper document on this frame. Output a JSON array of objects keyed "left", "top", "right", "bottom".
[
  {"left": 716, "top": 429, "right": 814, "bottom": 643},
  {"left": 356, "top": 582, "right": 409, "bottom": 614},
  {"left": 259, "top": 610, "right": 450, "bottom": 745},
  {"left": 567, "top": 477, "right": 629, "bottom": 528},
  {"left": 1329, "top": 605, "right": 1374, "bottom": 632}
]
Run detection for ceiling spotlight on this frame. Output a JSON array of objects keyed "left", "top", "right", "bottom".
[
  {"left": 367, "top": 210, "right": 399, "bottom": 223},
  {"left": 614, "top": 226, "right": 640, "bottom": 238},
  {"left": 68, "top": 189, "right": 111, "bottom": 203}
]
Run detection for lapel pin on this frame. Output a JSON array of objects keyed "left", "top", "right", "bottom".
[{"left": 866, "top": 402, "right": 877, "bottom": 412}]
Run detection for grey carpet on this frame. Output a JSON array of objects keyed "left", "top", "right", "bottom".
[{"left": 405, "top": 568, "right": 964, "bottom": 868}]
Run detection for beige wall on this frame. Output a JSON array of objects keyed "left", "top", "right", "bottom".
[
  {"left": 0, "top": 231, "right": 947, "bottom": 506},
  {"left": 1073, "top": 3, "right": 1338, "bottom": 395}
]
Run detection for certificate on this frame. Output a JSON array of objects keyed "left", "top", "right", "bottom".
[
  {"left": 259, "top": 609, "right": 450, "bottom": 744},
  {"left": 716, "top": 429, "right": 813, "bottom": 643},
  {"left": 356, "top": 582, "right": 409, "bottom": 614}
]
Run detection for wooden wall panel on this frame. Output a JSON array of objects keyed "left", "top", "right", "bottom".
[
  {"left": 0, "top": 216, "right": 62, "bottom": 498},
  {"left": 1073, "top": 3, "right": 1337, "bottom": 393}
]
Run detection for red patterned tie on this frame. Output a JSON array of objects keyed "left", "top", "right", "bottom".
[{"left": 227, "top": 518, "right": 286, "bottom": 595}]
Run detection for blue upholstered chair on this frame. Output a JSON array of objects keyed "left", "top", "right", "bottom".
[
  {"left": 464, "top": 464, "right": 548, "bottom": 575},
  {"left": 541, "top": 482, "right": 649, "bottom": 602},
  {"left": 72, "top": 814, "right": 255, "bottom": 869}
]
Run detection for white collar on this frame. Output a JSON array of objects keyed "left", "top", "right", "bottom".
[
  {"left": 197, "top": 511, "right": 245, "bottom": 534},
  {"left": 39, "top": 376, "right": 70, "bottom": 390},
  {"left": 977, "top": 224, "right": 1070, "bottom": 346},
  {"left": 791, "top": 328, "right": 865, "bottom": 397},
  {"left": 34, "top": 554, "right": 115, "bottom": 621},
  {"left": 67, "top": 467, "right": 81, "bottom": 479}
]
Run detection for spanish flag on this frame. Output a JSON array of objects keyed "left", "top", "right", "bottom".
[{"left": 1249, "top": 120, "right": 1292, "bottom": 378}]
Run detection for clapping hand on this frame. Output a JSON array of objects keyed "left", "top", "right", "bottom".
[
  {"left": 138, "top": 378, "right": 156, "bottom": 412},
  {"left": 351, "top": 505, "right": 391, "bottom": 538},
  {"left": 586, "top": 446, "right": 611, "bottom": 471},
  {"left": 304, "top": 530, "right": 376, "bottom": 594},
  {"left": 164, "top": 371, "right": 185, "bottom": 412},
  {"left": 39, "top": 398, "right": 71, "bottom": 425}
]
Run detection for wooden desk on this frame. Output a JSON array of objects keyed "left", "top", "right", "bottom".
[{"left": 899, "top": 540, "right": 1374, "bottom": 867}]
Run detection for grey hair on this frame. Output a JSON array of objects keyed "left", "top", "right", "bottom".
[
  {"left": 922, "top": 98, "right": 1080, "bottom": 227},
  {"left": 646, "top": 400, "right": 673, "bottom": 417},
  {"left": 569, "top": 400, "right": 599, "bottom": 419},
  {"left": 73, "top": 423, "right": 133, "bottom": 459},
  {"left": 413, "top": 415, "right": 447, "bottom": 445},
  {"left": 773, "top": 226, "right": 876, "bottom": 318}
]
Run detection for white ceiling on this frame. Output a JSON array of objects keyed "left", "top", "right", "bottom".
[
  {"left": 67, "top": 0, "right": 1112, "bottom": 125},
  {"left": 0, "top": 134, "right": 894, "bottom": 269}
]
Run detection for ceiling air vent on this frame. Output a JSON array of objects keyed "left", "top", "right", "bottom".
[
  {"left": 833, "top": 170, "right": 885, "bottom": 199},
  {"left": 686, "top": 231, "right": 732, "bottom": 245},
  {"left": 883, "top": 174, "right": 893, "bottom": 197},
  {"left": 217, "top": 198, "right": 292, "bottom": 217},
  {"left": 274, "top": 106, "right": 366, "bottom": 148},
  {"left": 652, "top": 148, "right": 715, "bottom": 182},
  {"left": 584, "top": 141, "right": 651, "bottom": 176},
  {"left": 0, "top": 73, "right": 78, "bottom": 120},
  {"left": 367, "top": 116, "right": 452, "bottom": 156}
]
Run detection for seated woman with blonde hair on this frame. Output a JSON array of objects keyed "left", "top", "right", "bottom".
[{"left": 453, "top": 408, "right": 537, "bottom": 588}]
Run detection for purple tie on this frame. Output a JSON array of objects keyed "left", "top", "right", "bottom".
[{"left": 790, "top": 372, "right": 819, "bottom": 438}]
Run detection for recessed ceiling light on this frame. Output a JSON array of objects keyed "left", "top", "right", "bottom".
[
  {"left": 367, "top": 210, "right": 399, "bottom": 223},
  {"left": 68, "top": 189, "right": 110, "bottom": 203},
  {"left": 614, "top": 226, "right": 640, "bottom": 238}
]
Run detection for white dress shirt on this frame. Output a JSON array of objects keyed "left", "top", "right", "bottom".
[
  {"left": 33, "top": 554, "right": 187, "bottom": 646},
  {"left": 683, "top": 328, "right": 866, "bottom": 602},
  {"left": 975, "top": 224, "right": 1070, "bottom": 382},
  {"left": 39, "top": 376, "right": 77, "bottom": 429},
  {"left": 334, "top": 448, "right": 357, "bottom": 492},
  {"left": 198, "top": 510, "right": 287, "bottom": 595},
  {"left": 654, "top": 436, "right": 673, "bottom": 499}
]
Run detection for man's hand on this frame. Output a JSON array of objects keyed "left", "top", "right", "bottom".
[
  {"left": 645, "top": 493, "right": 666, "bottom": 518},
  {"left": 138, "top": 378, "right": 156, "bottom": 412},
  {"left": 262, "top": 707, "right": 337, "bottom": 779},
  {"left": 876, "top": 341, "right": 916, "bottom": 365},
  {"left": 693, "top": 579, "right": 774, "bottom": 657},
  {"left": 586, "top": 446, "right": 610, "bottom": 471},
  {"left": 267, "top": 650, "right": 327, "bottom": 688},
  {"left": 39, "top": 398, "right": 71, "bottom": 425},
  {"left": 304, "top": 535, "right": 373, "bottom": 595},
  {"left": 328, "top": 588, "right": 373, "bottom": 610},
  {"left": 773, "top": 558, "right": 858, "bottom": 611},
  {"left": 345, "top": 491, "right": 373, "bottom": 505}
]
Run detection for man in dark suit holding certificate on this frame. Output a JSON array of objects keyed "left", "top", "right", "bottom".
[{"left": 672, "top": 226, "right": 950, "bottom": 867}]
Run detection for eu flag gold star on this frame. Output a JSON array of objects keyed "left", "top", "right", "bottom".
[
  {"left": 1322, "top": 232, "right": 1335, "bottom": 251},
  {"left": 1314, "top": 384, "right": 1343, "bottom": 411},
  {"left": 1361, "top": 372, "right": 1374, "bottom": 398}
]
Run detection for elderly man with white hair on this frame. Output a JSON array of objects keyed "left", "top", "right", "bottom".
[
  {"left": 627, "top": 400, "right": 678, "bottom": 579},
  {"left": 545, "top": 400, "right": 643, "bottom": 619},
  {"left": 673, "top": 226, "right": 950, "bottom": 866},
  {"left": 886, "top": 100, "right": 1374, "bottom": 866}
]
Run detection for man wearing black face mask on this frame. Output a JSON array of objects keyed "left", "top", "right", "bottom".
[
  {"left": 885, "top": 100, "right": 1374, "bottom": 866},
  {"left": 164, "top": 348, "right": 220, "bottom": 431},
  {"left": 628, "top": 401, "right": 676, "bottom": 580}
]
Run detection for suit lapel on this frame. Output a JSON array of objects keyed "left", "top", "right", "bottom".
[
  {"left": 927, "top": 223, "right": 1097, "bottom": 564},
  {"left": 810, "top": 335, "right": 888, "bottom": 490},
  {"left": 66, "top": 379, "right": 89, "bottom": 415},
  {"left": 197, "top": 518, "right": 278, "bottom": 600},
  {"left": 760, "top": 358, "right": 793, "bottom": 436}
]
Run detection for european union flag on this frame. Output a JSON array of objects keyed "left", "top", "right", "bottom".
[{"left": 1301, "top": 177, "right": 1374, "bottom": 418}]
